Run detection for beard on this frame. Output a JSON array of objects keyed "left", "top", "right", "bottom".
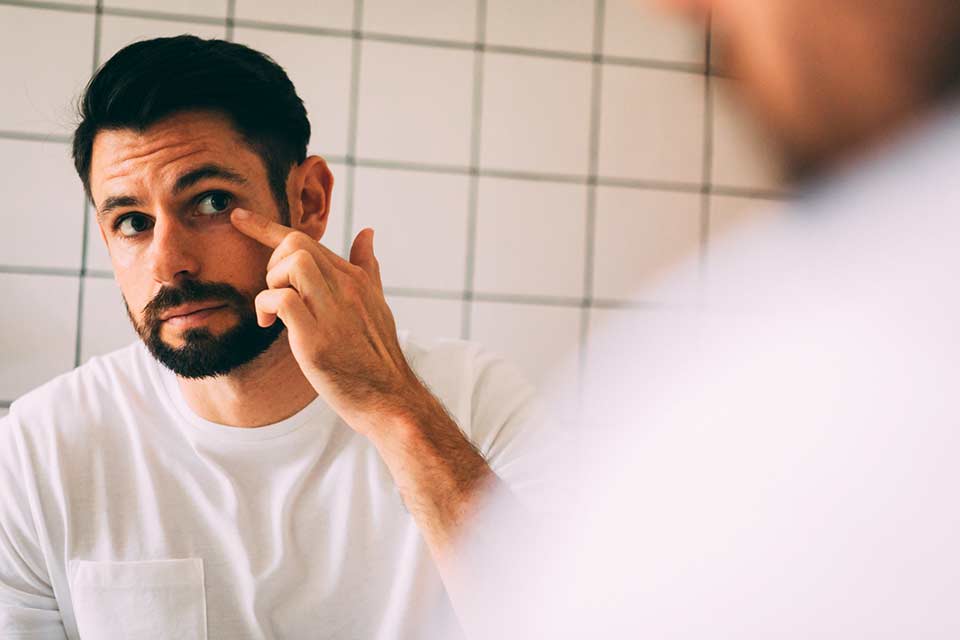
[{"left": 125, "top": 278, "right": 284, "bottom": 379}]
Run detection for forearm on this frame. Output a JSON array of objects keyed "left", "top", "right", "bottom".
[{"left": 367, "top": 390, "right": 498, "bottom": 570}]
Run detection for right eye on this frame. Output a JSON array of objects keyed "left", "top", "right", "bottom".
[{"left": 116, "top": 214, "right": 154, "bottom": 238}]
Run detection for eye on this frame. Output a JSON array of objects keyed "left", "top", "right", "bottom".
[
  {"left": 197, "top": 191, "right": 233, "bottom": 216},
  {"left": 116, "top": 214, "right": 153, "bottom": 238}
]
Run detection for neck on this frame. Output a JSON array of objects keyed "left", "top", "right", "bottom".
[{"left": 175, "top": 330, "right": 318, "bottom": 428}]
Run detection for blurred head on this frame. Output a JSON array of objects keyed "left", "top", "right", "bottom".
[
  {"left": 658, "top": 0, "right": 960, "bottom": 180},
  {"left": 72, "top": 36, "right": 334, "bottom": 378}
]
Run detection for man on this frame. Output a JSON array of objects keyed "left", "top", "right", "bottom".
[
  {"left": 0, "top": 36, "right": 537, "bottom": 639},
  {"left": 452, "top": 0, "right": 960, "bottom": 637}
]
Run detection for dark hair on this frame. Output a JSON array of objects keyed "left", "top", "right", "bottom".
[{"left": 72, "top": 35, "right": 310, "bottom": 224}]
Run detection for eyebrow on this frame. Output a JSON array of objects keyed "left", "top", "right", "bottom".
[{"left": 96, "top": 164, "right": 249, "bottom": 220}]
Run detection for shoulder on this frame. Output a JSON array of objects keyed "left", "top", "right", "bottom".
[
  {"left": 5, "top": 341, "right": 149, "bottom": 453},
  {"left": 399, "top": 331, "right": 538, "bottom": 450},
  {"left": 400, "top": 331, "right": 534, "bottom": 405}
]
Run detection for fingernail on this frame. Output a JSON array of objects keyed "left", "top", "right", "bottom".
[{"left": 233, "top": 209, "right": 251, "bottom": 220}]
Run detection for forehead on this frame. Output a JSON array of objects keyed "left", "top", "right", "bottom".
[{"left": 89, "top": 110, "right": 262, "bottom": 205}]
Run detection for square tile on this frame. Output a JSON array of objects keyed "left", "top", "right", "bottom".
[
  {"left": 351, "top": 167, "right": 470, "bottom": 291},
  {"left": 603, "top": 0, "right": 705, "bottom": 64},
  {"left": 0, "top": 6, "right": 95, "bottom": 135},
  {"left": 235, "top": 27, "right": 352, "bottom": 158},
  {"left": 480, "top": 53, "right": 592, "bottom": 176},
  {"left": 708, "top": 195, "right": 781, "bottom": 242},
  {"left": 103, "top": 0, "right": 228, "bottom": 18},
  {"left": 387, "top": 296, "right": 463, "bottom": 341},
  {"left": 363, "top": 0, "right": 476, "bottom": 42},
  {"left": 711, "top": 79, "right": 782, "bottom": 191},
  {"left": 80, "top": 276, "right": 138, "bottom": 364},
  {"left": 469, "top": 301, "right": 581, "bottom": 393},
  {"left": 474, "top": 176, "right": 587, "bottom": 298},
  {"left": 234, "top": 0, "right": 355, "bottom": 30},
  {"left": 598, "top": 65, "right": 705, "bottom": 184},
  {"left": 485, "top": 0, "right": 595, "bottom": 54},
  {"left": 0, "top": 273, "right": 79, "bottom": 400},
  {"left": 0, "top": 139, "right": 85, "bottom": 270},
  {"left": 99, "top": 15, "right": 226, "bottom": 68},
  {"left": 592, "top": 187, "right": 701, "bottom": 301},
  {"left": 356, "top": 41, "right": 475, "bottom": 166}
]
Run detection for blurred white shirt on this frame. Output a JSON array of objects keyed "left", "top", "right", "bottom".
[{"left": 454, "top": 100, "right": 960, "bottom": 638}]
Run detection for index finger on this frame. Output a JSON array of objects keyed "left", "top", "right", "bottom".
[{"left": 230, "top": 208, "right": 293, "bottom": 249}]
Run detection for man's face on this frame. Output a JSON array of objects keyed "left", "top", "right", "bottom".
[{"left": 89, "top": 110, "right": 317, "bottom": 378}]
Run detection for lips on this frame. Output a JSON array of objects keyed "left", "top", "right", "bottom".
[{"left": 160, "top": 302, "right": 228, "bottom": 322}]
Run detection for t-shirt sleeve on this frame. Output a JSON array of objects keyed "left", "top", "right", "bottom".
[
  {"left": 467, "top": 348, "right": 567, "bottom": 512},
  {"left": 0, "top": 414, "right": 67, "bottom": 639}
]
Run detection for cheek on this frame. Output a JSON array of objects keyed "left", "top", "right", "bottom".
[{"left": 206, "top": 228, "right": 273, "bottom": 287}]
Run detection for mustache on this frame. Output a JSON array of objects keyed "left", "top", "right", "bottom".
[{"left": 142, "top": 279, "right": 252, "bottom": 326}]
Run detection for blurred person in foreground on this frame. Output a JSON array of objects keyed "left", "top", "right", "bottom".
[
  {"left": 0, "top": 36, "right": 540, "bottom": 639},
  {"left": 446, "top": 1, "right": 960, "bottom": 637}
]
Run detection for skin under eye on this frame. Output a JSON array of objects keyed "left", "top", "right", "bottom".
[{"left": 196, "top": 191, "right": 233, "bottom": 216}]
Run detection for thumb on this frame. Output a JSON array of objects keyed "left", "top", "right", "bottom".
[{"left": 350, "top": 228, "right": 382, "bottom": 288}]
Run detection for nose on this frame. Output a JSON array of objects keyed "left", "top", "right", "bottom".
[{"left": 147, "top": 214, "right": 202, "bottom": 285}]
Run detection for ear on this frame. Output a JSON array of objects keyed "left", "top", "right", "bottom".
[{"left": 289, "top": 155, "right": 334, "bottom": 241}]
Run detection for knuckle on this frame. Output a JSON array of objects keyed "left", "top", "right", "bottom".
[{"left": 291, "top": 249, "right": 314, "bottom": 269}]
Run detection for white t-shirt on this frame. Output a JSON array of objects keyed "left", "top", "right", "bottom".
[{"left": 0, "top": 333, "right": 537, "bottom": 640}]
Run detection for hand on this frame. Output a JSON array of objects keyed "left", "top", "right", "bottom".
[{"left": 229, "top": 208, "right": 432, "bottom": 438}]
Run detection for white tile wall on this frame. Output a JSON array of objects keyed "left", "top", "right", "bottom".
[
  {"left": 599, "top": 65, "right": 705, "bottom": 184},
  {"left": 469, "top": 301, "right": 582, "bottom": 392},
  {"left": 79, "top": 276, "right": 137, "bottom": 364},
  {"left": 0, "top": 274, "right": 79, "bottom": 399},
  {"left": 0, "top": 139, "right": 85, "bottom": 270},
  {"left": 480, "top": 53, "right": 593, "bottom": 176},
  {"left": 593, "top": 187, "right": 702, "bottom": 302},
  {"left": 387, "top": 296, "right": 463, "bottom": 341},
  {"left": 603, "top": 0, "right": 704, "bottom": 64},
  {"left": 474, "top": 176, "right": 587, "bottom": 299},
  {"left": 351, "top": 166, "right": 470, "bottom": 291},
  {"left": 0, "top": 6, "right": 94, "bottom": 136},
  {"left": 709, "top": 195, "right": 778, "bottom": 241},
  {"left": 103, "top": 0, "right": 228, "bottom": 19},
  {"left": 234, "top": 0, "right": 354, "bottom": 30},
  {"left": 235, "top": 28, "right": 353, "bottom": 159},
  {"left": 711, "top": 79, "right": 783, "bottom": 191},
  {"left": 99, "top": 15, "right": 226, "bottom": 67},
  {"left": 0, "top": 0, "right": 784, "bottom": 406},
  {"left": 363, "top": 0, "right": 476, "bottom": 42},
  {"left": 356, "top": 40, "right": 475, "bottom": 166},
  {"left": 485, "top": 0, "right": 596, "bottom": 54}
]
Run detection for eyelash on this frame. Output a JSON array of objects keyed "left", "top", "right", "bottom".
[{"left": 112, "top": 190, "right": 235, "bottom": 235}]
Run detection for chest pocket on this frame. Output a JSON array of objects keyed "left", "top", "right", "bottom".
[{"left": 70, "top": 558, "right": 207, "bottom": 640}]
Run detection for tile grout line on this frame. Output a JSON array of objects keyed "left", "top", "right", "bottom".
[
  {"left": 0, "top": 264, "right": 686, "bottom": 311},
  {"left": 0, "top": 129, "right": 787, "bottom": 200},
  {"left": 0, "top": 0, "right": 708, "bottom": 75},
  {"left": 578, "top": 0, "right": 606, "bottom": 394},
  {"left": 73, "top": 0, "right": 102, "bottom": 369},
  {"left": 697, "top": 15, "right": 715, "bottom": 298},
  {"left": 340, "top": 0, "right": 364, "bottom": 257},
  {"left": 459, "top": 0, "right": 487, "bottom": 341},
  {"left": 225, "top": 0, "right": 236, "bottom": 41}
]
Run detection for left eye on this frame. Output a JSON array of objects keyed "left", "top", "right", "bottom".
[{"left": 197, "top": 192, "right": 233, "bottom": 215}]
